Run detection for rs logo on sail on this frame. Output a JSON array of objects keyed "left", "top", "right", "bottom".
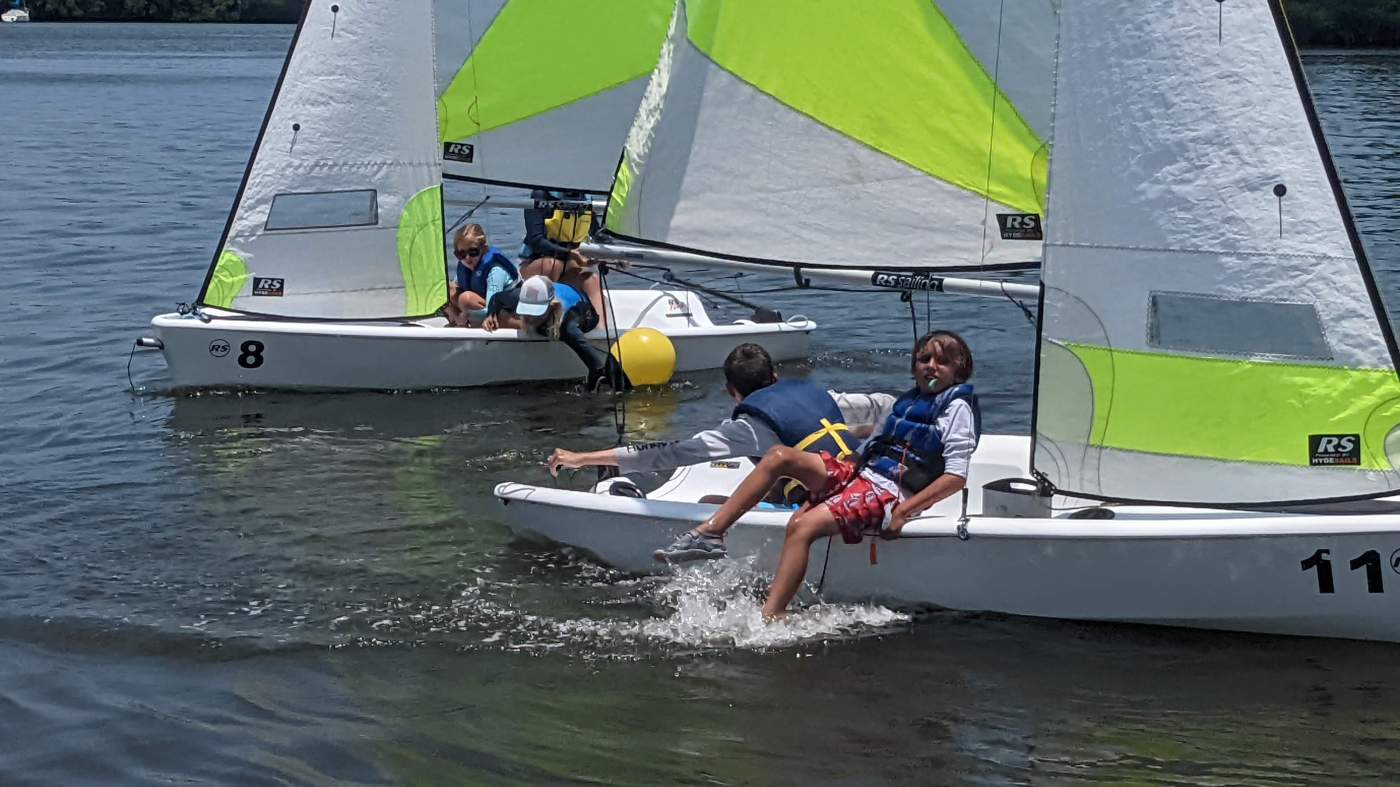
[{"left": 1308, "top": 433, "right": 1361, "bottom": 466}]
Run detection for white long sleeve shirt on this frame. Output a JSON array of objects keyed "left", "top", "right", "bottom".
[{"left": 612, "top": 391, "right": 896, "bottom": 474}]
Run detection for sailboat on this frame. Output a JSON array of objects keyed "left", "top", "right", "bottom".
[
  {"left": 1, "top": 1, "right": 29, "bottom": 22},
  {"left": 494, "top": 0, "right": 1400, "bottom": 643},
  {"left": 139, "top": 0, "right": 814, "bottom": 391}
]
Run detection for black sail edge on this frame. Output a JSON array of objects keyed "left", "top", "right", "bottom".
[{"left": 195, "top": 0, "right": 313, "bottom": 307}]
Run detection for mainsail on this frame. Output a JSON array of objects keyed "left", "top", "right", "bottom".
[
  {"left": 198, "top": 1, "right": 443, "bottom": 320},
  {"left": 603, "top": 0, "right": 1057, "bottom": 273},
  {"left": 1032, "top": 0, "right": 1400, "bottom": 505},
  {"left": 434, "top": 0, "right": 673, "bottom": 193}
]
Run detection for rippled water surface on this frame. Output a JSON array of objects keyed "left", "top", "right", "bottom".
[{"left": 3, "top": 23, "right": 1400, "bottom": 786}]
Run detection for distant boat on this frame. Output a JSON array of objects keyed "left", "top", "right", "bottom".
[{"left": 1, "top": 1, "right": 30, "bottom": 23}]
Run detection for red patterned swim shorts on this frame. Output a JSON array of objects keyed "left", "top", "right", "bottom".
[{"left": 813, "top": 452, "right": 899, "bottom": 544}]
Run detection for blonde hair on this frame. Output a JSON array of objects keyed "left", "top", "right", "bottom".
[{"left": 456, "top": 223, "right": 487, "bottom": 243}]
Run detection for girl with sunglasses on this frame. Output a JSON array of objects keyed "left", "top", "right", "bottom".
[{"left": 446, "top": 223, "right": 519, "bottom": 327}]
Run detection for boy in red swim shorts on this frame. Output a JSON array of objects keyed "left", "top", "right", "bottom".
[{"left": 668, "top": 330, "right": 980, "bottom": 619}]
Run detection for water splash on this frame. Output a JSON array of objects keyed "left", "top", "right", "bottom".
[{"left": 614, "top": 556, "right": 911, "bottom": 651}]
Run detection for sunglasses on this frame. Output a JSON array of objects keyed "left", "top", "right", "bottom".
[{"left": 454, "top": 247, "right": 483, "bottom": 258}]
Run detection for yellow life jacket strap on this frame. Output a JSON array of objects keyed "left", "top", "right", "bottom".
[
  {"left": 782, "top": 419, "right": 854, "bottom": 498},
  {"left": 793, "top": 418, "right": 853, "bottom": 459}
]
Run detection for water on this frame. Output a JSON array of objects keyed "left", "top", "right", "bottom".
[{"left": 3, "top": 22, "right": 1400, "bottom": 785}]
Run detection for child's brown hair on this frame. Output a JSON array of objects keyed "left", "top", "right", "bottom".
[{"left": 913, "top": 330, "right": 974, "bottom": 383}]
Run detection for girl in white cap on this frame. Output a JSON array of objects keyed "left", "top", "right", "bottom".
[{"left": 482, "top": 275, "right": 628, "bottom": 391}]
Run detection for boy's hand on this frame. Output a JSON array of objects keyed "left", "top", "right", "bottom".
[
  {"left": 883, "top": 507, "right": 914, "bottom": 539},
  {"left": 482, "top": 315, "right": 499, "bottom": 332},
  {"left": 547, "top": 448, "right": 585, "bottom": 477}
]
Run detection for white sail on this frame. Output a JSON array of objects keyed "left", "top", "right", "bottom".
[
  {"left": 604, "top": 0, "right": 1056, "bottom": 272},
  {"left": 199, "top": 1, "right": 444, "bottom": 320},
  {"left": 1033, "top": 0, "right": 1400, "bottom": 504},
  {"left": 433, "top": 0, "right": 673, "bottom": 193}
]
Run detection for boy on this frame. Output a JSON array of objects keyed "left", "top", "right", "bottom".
[
  {"left": 658, "top": 331, "right": 979, "bottom": 618},
  {"left": 547, "top": 343, "right": 895, "bottom": 559}
]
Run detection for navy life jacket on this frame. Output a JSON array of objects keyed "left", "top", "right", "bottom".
[
  {"left": 732, "top": 379, "right": 855, "bottom": 459},
  {"left": 861, "top": 384, "right": 979, "bottom": 494},
  {"left": 465, "top": 247, "right": 519, "bottom": 298}
]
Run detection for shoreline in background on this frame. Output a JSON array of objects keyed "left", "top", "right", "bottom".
[{"left": 11, "top": 1, "right": 1400, "bottom": 49}]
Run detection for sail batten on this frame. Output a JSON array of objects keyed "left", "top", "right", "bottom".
[{"left": 1032, "top": 0, "right": 1400, "bottom": 505}]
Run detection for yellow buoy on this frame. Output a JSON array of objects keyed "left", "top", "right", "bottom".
[{"left": 610, "top": 327, "right": 676, "bottom": 386}]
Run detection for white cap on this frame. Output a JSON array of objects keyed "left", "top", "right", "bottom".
[{"left": 515, "top": 275, "right": 555, "bottom": 317}]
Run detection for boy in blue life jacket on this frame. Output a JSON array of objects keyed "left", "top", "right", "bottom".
[
  {"left": 657, "top": 331, "right": 980, "bottom": 619},
  {"left": 445, "top": 223, "right": 518, "bottom": 327},
  {"left": 547, "top": 344, "right": 896, "bottom": 532}
]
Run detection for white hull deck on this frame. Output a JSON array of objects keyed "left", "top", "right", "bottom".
[
  {"left": 147, "top": 289, "right": 814, "bottom": 391},
  {"left": 494, "top": 435, "right": 1400, "bottom": 643},
  {"left": 1, "top": 9, "right": 28, "bottom": 22}
]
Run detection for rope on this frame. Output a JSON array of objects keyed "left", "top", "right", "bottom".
[
  {"left": 126, "top": 340, "right": 140, "bottom": 394},
  {"left": 906, "top": 292, "right": 918, "bottom": 344},
  {"left": 445, "top": 196, "right": 490, "bottom": 234},
  {"left": 598, "top": 264, "right": 626, "bottom": 446},
  {"left": 815, "top": 534, "right": 834, "bottom": 595},
  {"left": 1001, "top": 281, "right": 1037, "bottom": 328}
]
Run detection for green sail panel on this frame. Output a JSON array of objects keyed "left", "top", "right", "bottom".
[
  {"left": 398, "top": 185, "right": 446, "bottom": 317},
  {"left": 204, "top": 250, "right": 249, "bottom": 309},
  {"left": 605, "top": 0, "right": 1054, "bottom": 271},
  {"left": 684, "top": 0, "right": 1047, "bottom": 214},
  {"left": 436, "top": 0, "right": 672, "bottom": 192},
  {"left": 1049, "top": 343, "right": 1400, "bottom": 472}
]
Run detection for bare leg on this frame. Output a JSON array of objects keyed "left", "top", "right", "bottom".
[
  {"left": 762, "top": 505, "right": 840, "bottom": 619},
  {"left": 444, "top": 287, "right": 464, "bottom": 326},
  {"left": 694, "top": 447, "right": 829, "bottom": 538},
  {"left": 455, "top": 291, "right": 485, "bottom": 325},
  {"left": 520, "top": 257, "right": 565, "bottom": 281}
]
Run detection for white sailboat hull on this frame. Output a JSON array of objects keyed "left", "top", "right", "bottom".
[
  {"left": 148, "top": 289, "right": 814, "bottom": 391},
  {"left": 493, "top": 435, "right": 1400, "bottom": 643},
  {"left": 1, "top": 9, "right": 29, "bottom": 22}
]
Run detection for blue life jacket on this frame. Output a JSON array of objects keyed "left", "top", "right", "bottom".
[
  {"left": 861, "top": 384, "right": 979, "bottom": 493},
  {"left": 458, "top": 246, "right": 518, "bottom": 298},
  {"left": 732, "top": 379, "right": 855, "bottom": 459}
]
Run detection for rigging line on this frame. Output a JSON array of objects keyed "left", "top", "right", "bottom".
[
  {"left": 907, "top": 293, "right": 919, "bottom": 345},
  {"left": 445, "top": 195, "right": 491, "bottom": 234},
  {"left": 600, "top": 265, "right": 626, "bottom": 445},
  {"left": 126, "top": 340, "right": 140, "bottom": 394},
  {"left": 976, "top": 0, "right": 1010, "bottom": 271},
  {"left": 814, "top": 535, "right": 835, "bottom": 596},
  {"left": 1000, "top": 281, "right": 1036, "bottom": 328}
]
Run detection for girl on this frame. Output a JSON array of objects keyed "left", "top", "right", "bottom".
[
  {"left": 652, "top": 330, "right": 979, "bottom": 618},
  {"left": 482, "top": 275, "right": 627, "bottom": 391}
]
